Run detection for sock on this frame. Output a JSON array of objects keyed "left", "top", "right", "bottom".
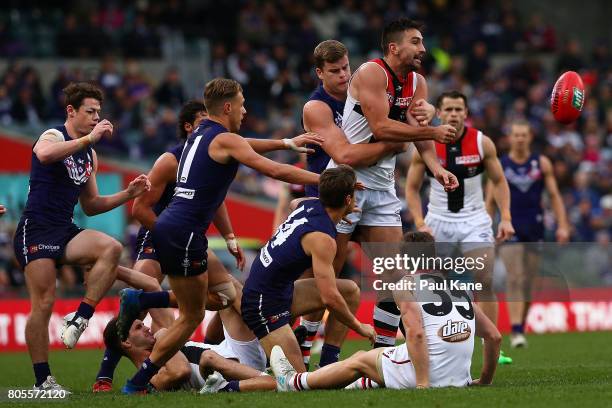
[
  {"left": 220, "top": 380, "right": 240, "bottom": 392},
  {"left": 33, "top": 362, "right": 51, "bottom": 387},
  {"left": 290, "top": 372, "right": 310, "bottom": 391},
  {"left": 96, "top": 348, "right": 122, "bottom": 381},
  {"left": 511, "top": 324, "right": 524, "bottom": 334},
  {"left": 345, "top": 377, "right": 380, "bottom": 390},
  {"left": 139, "top": 291, "right": 170, "bottom": 310},
  {"left": 76, "top": 301, "right": 95, "bottom": 320},
  {"left": 300, "top": 319, "right": 322, "bottom": 368},
  {"left": 373, "top": 300, "right": 400, "bottom": 348},
  {"left": 319, "top": 343, "right": 341, "bottom": 367},
  {"left": 129, "top": 358, "right": 160, "bottom": 387}
]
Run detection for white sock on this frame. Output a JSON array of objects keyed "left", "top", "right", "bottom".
[
  {"left": 345, "top": 377, "right": 380, "bottom": 390},
  {"left": 289, "top": 372, "right": 310, "bottom": 391}
]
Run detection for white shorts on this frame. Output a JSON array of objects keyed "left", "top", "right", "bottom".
[
  {"left": 380, "top": 345, "right": 416, "bottom": 389},
  {"left": 337, "top": 189, "right": 402, "bottom": 234},
  {"left": 425, "top": 212, "right": 494, "bottom": 253},
  {"left": 222, "top": 327, "right": 267, "bottom": 372}
]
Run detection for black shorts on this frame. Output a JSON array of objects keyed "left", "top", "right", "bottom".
[
  {"left": 135, "top": 227, "right": 158, "bottom": 262},
  {"left": 13, "top": 217, "right": 83, "bottom": 269},
  {"left": 151, "top": 221, "right": 208, "bottom": 277},
  {"left": 241, "top": 289, "right": 292, "bottom": 339},
  {"left": 510, "top": 216, "right": 545, "bottom": 243}
]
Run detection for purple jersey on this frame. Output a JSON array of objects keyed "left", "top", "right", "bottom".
[{"left": 502, "top": 153, "right": 544, "bottom": 219}]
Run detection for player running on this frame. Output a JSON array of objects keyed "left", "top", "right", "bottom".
[
  {"left": 487, "top": 120, "right": 570, "bottom": 348},
  {"left": 121, "top": 78, "right": 321, "bottom": 394},
  {"left": 241, "top": 165, "right": 377, "bottom": 373},
  {"left": 327, "top": 18, "right": 459, "bottom": 349},
  {"left": 12, "top": 82, "right": 151, "bottom": 391},
  {"left": 271, "top": 232, "right": 502, "bottom": 391},
  {"left": 405, "top": 90, "right": 514, "bottom": 364}
]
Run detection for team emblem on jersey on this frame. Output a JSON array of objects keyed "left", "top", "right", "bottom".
[
  {"left": 455, "top": 155, "right": 480, "bottom": 165},
  {"left": 438, "top": 320, "right": 471, "bottom": 343},
  {"left": 63, "top": 154, "right": 92, "bottom": 185}
]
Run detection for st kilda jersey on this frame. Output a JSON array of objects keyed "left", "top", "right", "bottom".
[
  {"left": 328, "top": 58, "right": 418, "bottom": 191},
  {"left": 426, "top": 127, "right": 486, "bottom": 220}
]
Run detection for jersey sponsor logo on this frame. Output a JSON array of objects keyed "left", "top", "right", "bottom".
[
  {"left": 438, "top": 320, "right": 471, "bottom": 343},
  {"left": 143, "top": 247, "right": 155, "bottom": 254},
  {"left": 267, "top": 310, "right": 291, "bottom": 324},
  {"left": 260, "top": 245, "right": 273, "bottom": 267},
  {"left": 175, "top": 187, "right": 195, "bottom": 199},
  {"left": 455, "top": 155, "right": 481, "bottom": 165},
  {"left": 28, "top": 243, "right": 61, "bottom": 254}
]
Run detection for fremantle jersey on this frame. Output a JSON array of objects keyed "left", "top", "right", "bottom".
[
  {"left": 501, "top": 153, "right": 544, "bottom": 220},
  {"left": 244, "top": 199, "right": 336, "bottom": 301},
  {"left": 21, "top": 125, "right": 93, "bottom": 225},
  {"left": 329, "top": 58, "right": 417, "bottom": 190},
  {"left": 426, "top": 127, "right": 486, "bottom": 220},
  {"left": 159, "top": 119, "right": 239, "bottom": 231},
  {"left": 304, "top": 84, "right": 345, "bottom": 197},
  {"left": 152, "top": 143, "right": 184, "bottom": 215}
]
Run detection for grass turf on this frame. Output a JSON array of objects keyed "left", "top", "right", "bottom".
[{"left": 1, "top": 331, "right": 611, "bottom": 407}]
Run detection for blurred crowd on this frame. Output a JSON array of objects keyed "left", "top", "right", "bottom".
[{"left": 0, "top": 0, "right": 611, "bottom": 293}]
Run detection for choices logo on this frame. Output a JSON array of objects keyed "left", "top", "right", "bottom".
[{"left": 438, "top": 320, "right": 471, "bottom": 343}]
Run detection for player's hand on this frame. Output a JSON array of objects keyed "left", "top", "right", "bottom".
[
  {"left": 355, "top": 182, "right": 365, "bottom": 191},
  {"left": 417, "top": 223, "right": 434, "bottom": 236},
  {"left": 496, "top": 220, "right": 515, "bottom": 243},
  {"left": 226, "top": 236, "right": 246, "bottom": 271},
  {"left": 89, "top": 119, "right": 113, "bottom": 143},
  {"left": 410, "top": 99, "right": 435, "bottom": 126},
  {"left": 126, "top": 174, "right": 151, "bottom": 198},
  {"left": 469, "top": 378, "right": 491, "bottom": 386},
  {"left": 432, "top": 124, "right": 457, "bottom": 144},
  {"left": 432, "top": 168, "right": 459, "bottom": 192},
  {"left": 284, "top": 132, "right": 324, "bottom": 154},
  {"left": 356, "top": 323, "right": 377, "bottom": 345},
  {"left": 0, "top": 205, "right": 5, "bottom": 217},
  {"left": 556, "top": 226, "right": 570, "bottom": 244},
  {"left": 341, "top": 206, "right": 361, "bottom": 225}
]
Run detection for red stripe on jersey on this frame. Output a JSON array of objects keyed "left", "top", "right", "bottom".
[
  {"left": 370, "top": 58, "right": 416, "bottom": 107},
  {"left": 435, "top": 141, "right": 447, "bottom": 168},
  {"left": 374, "top": 327, "right": 397, "bottom": 338},
  {"left": 460, "top": 127, "right": 481, "bottom": 166}
]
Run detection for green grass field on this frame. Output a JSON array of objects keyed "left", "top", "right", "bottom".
[{"left": 1, "top": 332, "right": 611, "bottom": 407}]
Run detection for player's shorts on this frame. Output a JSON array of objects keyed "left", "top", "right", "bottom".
[
  {"left": 509, "top": 214, "right": 544, "bottom": 243},
  {"left": 241, "top": 289, "right": 292, "bottom": 340},
  {"left": 222, "top": 327, "right": 267, "bottom": 372},
  {"left": 135, "top": 227, "right": 157, "bottom": 262},
  {"left": 13, "top": 217, "right": 83, "bottom": 269},
  {"left": 379, "top": 345, "right": 417, "bottom": 389},
  {"left": 337, "top": 188, "right": 402, "bottom": 234},
  {"left": 425, "top": 211, "right": 494, "bottom": 253},
  {"left": 151, "top": 221, "right": 208, "bottom": 277}
]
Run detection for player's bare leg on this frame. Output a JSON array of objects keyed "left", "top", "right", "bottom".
[
  {"left": 465, "top": 246, "right": 498, "bottom": 325},
  {"left": 199, "top": 350, "right": 276, "bottom": 393},
  {"left": 206, "top": 250, "right": 236, "bottom": 311},
  {"left": 500, "top": 244, "right": 528, "bottom": 347},
  {"left": 260, "top": 325, "right": 307, "bottom": 373}
]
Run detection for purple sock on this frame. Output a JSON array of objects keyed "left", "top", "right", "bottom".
[
  {"left": 76, "top": 301, "right": 95, "bottom": 320},
  {"left": 319, "top": 343, "right": 341, "bottom": 367},
  {"left": 130, "top": 358, "right": 160, "bottom": 387},
  {"left": 33, "top": 362, "right": 51, "bottom": 387},
  {"left": 139, "top": 291, "right": 170, "bottom": 310},
  {"left": 96, "top": 348, "right": 122, "bottom": 381},
  {"left": 220, "top": 380, "right": 240, "bottom": 392},
  {"left": 512, "top": 324, "right": 524, "bottom": 334}
]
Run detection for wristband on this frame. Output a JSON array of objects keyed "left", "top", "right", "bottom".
[{"left": 226, "top": 237, "right": 238, "bottom": 253}]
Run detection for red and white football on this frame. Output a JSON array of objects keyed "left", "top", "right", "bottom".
[{"left": 550, "top": 71, "right": 585, "bottom": 124}]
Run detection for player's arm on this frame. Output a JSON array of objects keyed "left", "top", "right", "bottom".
[
  {"left": 484, "top": 180, "right": 496, "bottom": 219},
  {"left": 405, "top": 150, "right": 431, "bottom": 232},
  {"left": 272, "top": 185, "right": 291, "bottom": 231},
  {"left": 79, "top": 150, "right": 151, "bottom": 216},
  {"left": 149, "top": 329, "right": 192, "bottom": 391},
  {"left": 482, "top": 136, "right": 514, "bottom": 242},
  {"left": 303, "top": 232, "right": 375, "bottom": 342},
  {"left": 409, "top": 73, "right": 436, "bottom": 126},
  {"left": 245, "top": 132, "right": 324, "bottom": 154},
  {"left": 540, "top": 155, "right": 570, "bottom": 243},
  {"left": 357, "top": 64, "right": 454, "bottom": 143},
  {"left": 132, "top": 152, "right": 178, "bottom": 230},
  {"left": 393, "top": 279, "right": 429, "bottom": 388},
  {"left": 215, "top": 133, "right": 319, "bottom": 185},
  {"left": 32, "top": 120, "right": 112, "bottom": 164},
  {"left": 304, "top": 101, "right": 403, "bottom": 167},
  {"left": 212, "top": 201, "right": 245, "bottom": 270},
  {"left": 473, "top": 303, "right": 502, "bottom": 385}
]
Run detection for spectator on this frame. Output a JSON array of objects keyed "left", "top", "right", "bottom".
[{"left": 154, "top": 67, "right": 185, "bottom": 107}]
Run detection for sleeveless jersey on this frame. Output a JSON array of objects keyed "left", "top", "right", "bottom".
[
  {"left": 501, "top": 153, "right": 544, "bottom": 220},
  {"left": 304, "top": 84, "right": 345, "bottom": 197},
  {"left": 160, "top": 119, "right": 239, "bottom": 231},
  {"left": 426, "top": 127, "right": 486, "bottom": 220},
  {"left": 152, "top": 143, "right": 184, "bottom": 216},
  {"left": 330, "top": 58, "right": 417, "bottom": 190},
  {"left": 244, "top": 199, "right": 336, "bottom": 301},
  {"left": 22, "top": 125, "right": 94, "bottom": 225}
]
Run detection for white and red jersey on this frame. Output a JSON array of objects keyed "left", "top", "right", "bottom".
[
  {"left": 328, "top": 58, "right": 418, "bottom": 191},
  {"left": 426, "top": 127, "right": 486, "bottom": 221}
]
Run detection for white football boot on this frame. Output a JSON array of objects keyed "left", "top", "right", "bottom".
[
  {"left": 270, "top": 345, "right": 297, "bottom": 392},
  {"left": 199, "top": 372, "right": 228, "bottom": 394},
  {"left": 60, "top": 312, "right": 89, "bottom": 349},
  {"left": 33, "top": 375, "right": 71, "bottom": 395}
]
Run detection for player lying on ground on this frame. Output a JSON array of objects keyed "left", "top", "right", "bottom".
[
  {"left": 241, "top": 165, "right": 376, "bottom": 374},
  {"left": 271, "top": 232, "right": 501, "bottom": 390}
]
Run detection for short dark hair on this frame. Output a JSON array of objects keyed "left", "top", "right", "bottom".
[
  {"left": 314, "top": 40, "right": 348, "bottom": 70},
  {"left": 178, "top": 100, "right": 206, "bottom": 140},
  {"left": 204, "top": 78, "right": 243, "bottom": 115},
  {"left": 435, "top": 90, "right": 468, "bottom": 109},
  {"left": 319, "top": 165, "right": 356, "bottom": 208},
  {"left": 403, "top": 231, "right": 436, "bottom": 258},
  {"left": 103, "top": 317, "right": 127, "bottom": 357},
  {"left": 381, "top": 18, "right": 425, "bottom": 55},
  {"left": 63, "top": 82, "right": 104, "bottom": 110}
]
